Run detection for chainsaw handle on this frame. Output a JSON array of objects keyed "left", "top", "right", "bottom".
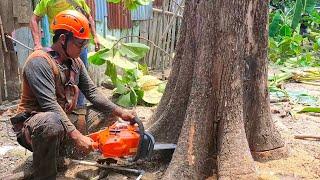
[
  {"left": 130, "top": 116, "right": 144, "bottom": 128},
  {"left": 130, "top": 117, "right": 145, "bottom": 162}
]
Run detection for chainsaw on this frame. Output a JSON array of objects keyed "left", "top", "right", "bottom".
[{"left": 88, "top": 117, "right": 176, "bottom": 162}]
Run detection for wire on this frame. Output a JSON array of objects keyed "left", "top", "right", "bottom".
[{"left": 5, "top": 34, "right": 34, "bottom": 51}]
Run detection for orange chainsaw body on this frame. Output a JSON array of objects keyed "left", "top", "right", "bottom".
[{"left": 88, "top": 122, "right": 140, "bottom": 159}]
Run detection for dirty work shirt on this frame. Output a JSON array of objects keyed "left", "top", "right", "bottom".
[
  {"left": 34, "top": 0, "right": 90, "bottom": 25},
  {"left": 24, "top": 57, "right": 117, "bottom": 132}
]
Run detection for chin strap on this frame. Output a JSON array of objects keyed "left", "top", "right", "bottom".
[{"left": 62, "top": 32, "right": 72, "bottom": 58}]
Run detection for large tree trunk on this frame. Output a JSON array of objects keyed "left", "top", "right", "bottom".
[
  {"left": 243, "top": 0, "right": 286, "bottom": 161},
  {"left": 147, "top": 0, "right": 277, "bottom": 179},
  {"left": 147, "top": 1, "right": 195, "bottom": 143}
]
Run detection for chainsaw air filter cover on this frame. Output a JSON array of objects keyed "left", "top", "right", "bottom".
[{"left": 89, "top": 120, "right": 155, "bottom": 161}]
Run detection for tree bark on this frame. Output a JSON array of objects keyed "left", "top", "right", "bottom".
[
  {"left": 211, "top": 0, "right": 256, "bottom": 178},
  {"left": 148, "top": 0, "right": 263, "bottom": 179},
  {"left": 148, "top": 0, "right": 286, "bottom": 179},
  {"left": 243, "top": 0, "right": 286, "bottom": 159},
  {"left": 147, "top": 1, "right": 196, "bottom": 144}
]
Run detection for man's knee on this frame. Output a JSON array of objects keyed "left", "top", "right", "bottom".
[{"left": 29, "top": 112, "right": 65, "bottom": 138}]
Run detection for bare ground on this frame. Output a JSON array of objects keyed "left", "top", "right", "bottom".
[{"left": 0, "top": 83, "right": 320, "bottom": 179}]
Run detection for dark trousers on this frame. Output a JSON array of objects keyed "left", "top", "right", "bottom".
[
  {"left": 15, "top": 109, "right": 116, "bottom": 179},
  {"left": 18, "top": 112, "right": 65, "bottom": 180}
]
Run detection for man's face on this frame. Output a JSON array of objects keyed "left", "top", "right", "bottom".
[{"left": 66, "top": 37, "right": 89, "bottom": 58}]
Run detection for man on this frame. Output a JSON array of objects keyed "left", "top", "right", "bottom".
[
  {"left": 30, "top": 0, "right": 100, "bottom": 108},
  {"left": 30, "top": 0, "right": 100, "bottom": 51},
  {"left": 11, "top": 10, "right": 135, "bottom": 179}
]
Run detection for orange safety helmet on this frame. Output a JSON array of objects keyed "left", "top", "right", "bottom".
[{"left": 51, "top": 10, "right": 90, "bottom": 40}]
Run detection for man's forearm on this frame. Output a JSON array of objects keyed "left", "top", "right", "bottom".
[
  {"left": 88, "top": 15, "right": 97, "bottom": 37},
  {"left": 30, "top": 14, "right": 42, "bottom": 47}
]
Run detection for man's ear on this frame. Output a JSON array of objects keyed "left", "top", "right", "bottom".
[{"left": 59, "top": 34, "right": 66, "bottom": 45}]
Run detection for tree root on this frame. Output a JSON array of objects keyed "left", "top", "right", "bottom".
[
  {"left": 251, "top": 145, "right": 289, "bottom": 162},
  {"left": 218, "top": 173, "right": 258, "bottom": 180}
]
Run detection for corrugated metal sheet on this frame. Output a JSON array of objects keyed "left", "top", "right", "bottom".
[
  {"left": 131, "top": 4, "right": 153, "bottom": 21},
  {"left": 95, "top": 20, "right": 105, "bottom": 37},
  {"left": 107, "top": 2, "right": 132, "bottom": 29},
  {"left": 94, "top": 0, "right": 107, "bottom": 22},
  {"left": 13, "top": 27, "right": 34, "bottom": 68}
]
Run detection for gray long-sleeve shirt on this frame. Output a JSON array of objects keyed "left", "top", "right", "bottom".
[{"left": 24, "top": 57, "right": 117, "bottom": 132}]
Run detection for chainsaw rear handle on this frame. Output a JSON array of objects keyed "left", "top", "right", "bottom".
[
  {"left": 130, "top": 116, "right": 144, "bottom": 162},
  {"left": 130, "top": 117, "right": 144, "bottom": 133}
]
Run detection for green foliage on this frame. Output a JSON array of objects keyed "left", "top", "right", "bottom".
[
  {"left": 119, "top": 43, "right": 150, "bottom": 61},
  {"left": 298, "top": 106, "right": 320, "bottom": 112},
  {"left": 107, "top": 0, "right": 151, "bottom": 10},
  {"left": 89, "top": 35, "right": 165, "bottom": 107},
  {"left": 269, "top": 11, "right": 284, "bottom": 37},
  {"left": 268, "top": 1, "right": 320, "bottom": 67},
  {"left": 291, "top": 0, "right": 316, "bottom": 29},
  {"left": 268, "top": 1, "right": 320, "bottom": 114}
]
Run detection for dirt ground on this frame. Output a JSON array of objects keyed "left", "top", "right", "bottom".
[{"left": 1, "top": 82, "right": 320, "bottom": 179}]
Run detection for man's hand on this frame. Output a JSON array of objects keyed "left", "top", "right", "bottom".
[
  {"left": 69, "top": 129, "right": 93, "bottom": 154},
  {"left": 113, "top": 107, "right": 137, "bottom": 121},
  {"left": 93, "top": 35, "right": 100, "bottom": 52},
  {"left": 34, "top": 44, "right": 43, "bottom": 50}
]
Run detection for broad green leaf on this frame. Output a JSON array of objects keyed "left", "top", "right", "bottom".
[
  {"left": 317, "top": 38, "right": 320, "bottom": 46},
  {"left": 104, "top": 52, "right": 136, "bottom": 69},
  {"left": 136, "top": 0, "right": 151, "bottom": 5},
  {"left": 119, "top": 43, "right": 150, "bottom": 61},
  {"left": 157, "top": 82, "right": 166, "bottom": 93},
  {"left": 269, "top": 11, "right": 282, "bottom": 37},
  {"left": 105, "top": 61, "right": 117, "bottom": 84},
  {"left": 138, "top": 63, "right": 149, "bottom": 75},
  {"left": 137, "top": 75, "right": 162, "bottom": 91},
  {"left": 135, "top": 89, "right": 144, "bottom": 102},
  {"left": 116, "top": 93, "right": 133, "bottom": 107},
  {"left": 123, "top": 69, "right": 140, "bottom": 82},
  {"left": 114, "top": 82, "right": 127, "bottom": 94},
  {"left": 107, "top": 0, "right": 121, "bottom": 3},
  {"left": 298, "top": 106, "right": 320, "bottom": 113},
  {"left": 130, "top": 89, "right": 138, "bottom": 106},
  {"left": 291, "top": 0, "right": 303, "bottom": 30},
  {"left": 304, "top": 0, "right": 316, "bottom": 13},
  {"left": 96, "top": 34, "right": 115, "bottom": 49},
  {"left": 119, "top": 45, "right": 140, "bottom": 61},
  {"left": 279, "top": 25, "right": 292, "bottom": 37},
  {"left": 143, "top": 88, "right": 163, "bottom": 105},
  {"left": 88, "top": 51, "right": 105, "bottom": 65},
  {"left": 124, "top": 0, "right": 139, "bottom": 10}
]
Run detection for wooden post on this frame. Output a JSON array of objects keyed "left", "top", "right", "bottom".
[
  {"left": 0, "top": 17, "right": 6, "bottom": 103},
  {"left": 0, "top": 0, "right": 20, "bottom": 101}
]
